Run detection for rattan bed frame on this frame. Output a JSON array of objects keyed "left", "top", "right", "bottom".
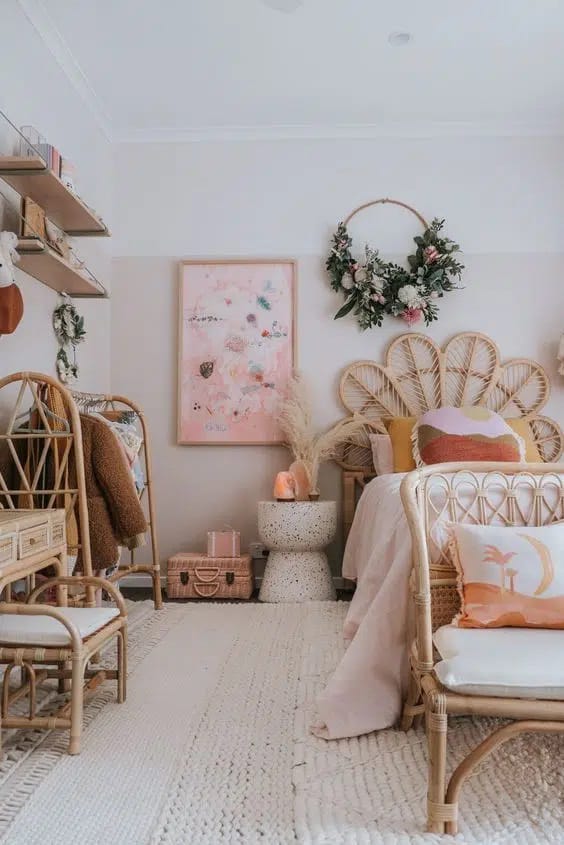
[{"left": 335, "top": 331, "right": 564, "bottom": 539}]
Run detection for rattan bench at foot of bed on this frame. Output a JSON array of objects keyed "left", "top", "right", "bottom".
[{"left": 399, "top": 463, "right": 564, "bottom": 835}]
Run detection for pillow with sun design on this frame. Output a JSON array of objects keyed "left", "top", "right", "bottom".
[{"left": 449, "top": 522, "right": 564, "bottom": 629}]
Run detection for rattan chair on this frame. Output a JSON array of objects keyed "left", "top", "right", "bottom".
[
  {"left": 0, "top": 576, "right": 127, "bottom": 755},
  {"left": 400, "top": 462, "right": 564, "bottom": 834}
]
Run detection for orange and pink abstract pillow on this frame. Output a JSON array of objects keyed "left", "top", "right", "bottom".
[
  {"left": 413, "top": 406, "right": 525, "bottom": 466},
  {"left": 450, "top": 523, "right": 564, "bottom": 629}
]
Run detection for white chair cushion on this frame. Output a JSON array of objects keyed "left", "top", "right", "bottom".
[
  {"left": 0, "top": 607, "right": 120, "bottom": 647},
  {"left": 433, "top": 624, "right": 564, "bottom": 699}
]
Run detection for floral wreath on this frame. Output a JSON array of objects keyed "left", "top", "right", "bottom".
[
  {"left": 52, "top": 293, "right": 86, "bottom": 384},
  {"left": 326, "top": 198, "right": 464, "bottom": 329}
]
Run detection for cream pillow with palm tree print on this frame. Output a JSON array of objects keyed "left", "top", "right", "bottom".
[{"left": 450, "top": 522, "right": 564, "bottom": 629}]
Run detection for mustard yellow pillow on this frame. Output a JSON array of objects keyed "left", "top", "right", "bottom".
[
  {"left": 506, "top": 419, "right": 542, "bottom": 463},
  {"left": 385, "top": 417, "right": 417, "bottom": 472}
]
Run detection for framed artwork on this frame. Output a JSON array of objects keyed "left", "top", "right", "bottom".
[{"left": 178, "top": 259, "right": 296, "bottom": 445}]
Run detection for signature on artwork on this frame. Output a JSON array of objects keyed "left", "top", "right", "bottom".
[{"left": 204, "top": 422, "right": 228, "bottom": 433}]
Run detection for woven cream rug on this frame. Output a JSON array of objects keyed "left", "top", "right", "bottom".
[{"left": 0, "top": 601, "right": 561, "bottom": 844}]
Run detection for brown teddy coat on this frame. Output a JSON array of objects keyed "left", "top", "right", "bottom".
[{"left": 77, "top": 415, "right": 147, "bottom": 569}]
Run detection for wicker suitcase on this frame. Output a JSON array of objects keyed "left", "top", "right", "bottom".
[{"left": 167, "top": 552, "right": 254, "bottom": 600}]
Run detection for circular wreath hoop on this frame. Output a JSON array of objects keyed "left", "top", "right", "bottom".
[
  {"left": 52, "top": 293, "right": 86, "bottom": 384},
  {"left": 326, "top": 198, "right": 464, "bottom": 330}
]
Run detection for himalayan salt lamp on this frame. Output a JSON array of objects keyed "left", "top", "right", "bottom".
[
  {"left": 273, "top": 471, "right": 295, "bottom": 501},
  {"left": 289, "top": 460, "right": 311, "bottom": 501}
]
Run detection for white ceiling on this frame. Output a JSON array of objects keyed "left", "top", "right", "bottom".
[{"left": 19, "top": 0, "right": 564, "bottom": 140}]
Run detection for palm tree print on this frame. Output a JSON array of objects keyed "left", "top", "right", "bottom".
[{"left": 483, "top": 545, "right": 517, "bottom": 594}]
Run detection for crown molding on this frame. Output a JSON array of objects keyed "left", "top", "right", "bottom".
[
  {"left": 115, "top": 120, "right": 564, "bottom": 144},
  {"left": 17, "top": 0, "right": 113, "bottom": 141},
  {"left": 14, "top": 1, "right": 564, "bottom": 147}
]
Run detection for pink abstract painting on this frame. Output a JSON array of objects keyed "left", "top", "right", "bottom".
[{"left": 178, "top": 260, "right": 295, "bottom": 444}]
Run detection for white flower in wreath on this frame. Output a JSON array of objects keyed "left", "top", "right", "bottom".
[
  {"left": 373, "top": 276, "right": 385, "bottom": 294},
  {"left": 354, "top": 266, "right": 368, "bottom": 283},
  {"left": 341, "top": 272, "right": 354, "bottom": 290},
  {"left": 398, "top": 284, "right": 422, "bottom": 308}
]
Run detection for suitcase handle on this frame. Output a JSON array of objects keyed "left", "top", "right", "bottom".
[
  {"left": 194, "top": 582, "right": 219, "bottom": 598},
  {"left": 195, "top": 567, "right": 220, "bottom": 583}
]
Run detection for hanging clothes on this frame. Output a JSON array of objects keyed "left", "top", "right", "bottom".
[
  {"left": 89, "top": 412, "right": 145, "bottom": 494},
  {"left": 75, "top": 414, "right": 147, "bottom": 570}
]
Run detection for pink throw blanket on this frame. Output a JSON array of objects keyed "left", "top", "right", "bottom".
[{"left": 313, "top": 474, "right": 411, "bottom": 739}]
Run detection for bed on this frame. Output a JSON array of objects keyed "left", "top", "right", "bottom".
[{"left": 314, "top": 332, "right": 564, "bottom": 739}]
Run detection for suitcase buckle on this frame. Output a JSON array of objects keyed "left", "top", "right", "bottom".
[
  {"left": 226, "top": 572, "right": 234, "bottom": 585},
  {"left": 180, "top": 572, "right": 189, "bottom": 585}
]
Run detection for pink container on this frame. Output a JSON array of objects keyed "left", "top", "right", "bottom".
[{"left": 207, "top": 529, "right": 240, "bottom": 558}]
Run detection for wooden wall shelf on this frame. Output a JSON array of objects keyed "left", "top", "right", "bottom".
[
  {"left": 0, "top": 156, "right": 109, "bottom": 236},
  {"left": 16, "top": 238, "right": 107, "bottom": 298}
]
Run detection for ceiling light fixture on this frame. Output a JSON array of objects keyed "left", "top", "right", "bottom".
[
  {"left": 388, "top": 31, "right": 413, "bottom": 47},
  {"left": 261, "top": 0, "right": 304, "bottom": 12}
]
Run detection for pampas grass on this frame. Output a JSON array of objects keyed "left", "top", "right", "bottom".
[{"left": 278, "top": 374, "right": 366, "bottom": 492}]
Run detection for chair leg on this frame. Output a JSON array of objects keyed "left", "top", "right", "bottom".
[
  {"left": 426, "top": 691, "right": 452, "bottom": 834},
  {"left": 400, "top": 673, "right": 421, "bottom": 731},
  {"left": 69, "top": 655, "right": 85, "bottom": 755},
  {"left": 58, "top": 660, "right": 71, "bottom": 694},
  {"left": 117, "top": 629, "right": 127, "bottom": 704},
  {"left": 152, "top": 568, "right": 163, "bottom": 610}
]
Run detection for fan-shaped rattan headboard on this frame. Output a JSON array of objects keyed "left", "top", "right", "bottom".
[
  {"left": 339, "top": 331, "right": 563, "bottom": 469},
  {"left": 337, "top": 332, "right": 563, "bottom": 534}
]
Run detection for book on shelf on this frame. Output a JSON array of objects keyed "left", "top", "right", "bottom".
[{"left": 36, "top": 143, "right": 62, "bottom": 176}]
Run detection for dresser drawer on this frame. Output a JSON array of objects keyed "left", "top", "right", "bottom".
[
  {"left": 50, "top": 518, "right": 66, "bottom": 548},
  {"left": 0, "top": 533, "right": 16, "bottom": 567},
  {"left": 19, "top": 523, "right": 50, "bottom": 559}
]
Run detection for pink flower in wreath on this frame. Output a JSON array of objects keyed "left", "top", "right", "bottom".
[
  {"left": 424, "top": 245, "right": 440, "bottom": 264},
  {"left": 401, "top": 307, "right": 423, "bottom": 326}
]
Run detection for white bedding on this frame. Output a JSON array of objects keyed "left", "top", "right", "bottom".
[{"left": 313, "top": 474, "right": 411, "bottom": 739}]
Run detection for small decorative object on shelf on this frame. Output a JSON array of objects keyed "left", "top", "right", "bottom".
[
  {"left": 277, "top": 373, "right": 365, "bottom": 499},
  {"left": 273, "top": 471, "right": 296, "bottom": 501},
  {"left": 53, "top": 293, "right": 86, "bottom": 383},
  {"left": 167, "top": 552, "right": 253, "bottom": 600},
  {"left": 44, "top": 218, "right": 70, "bottom": 259},
  {"left": 0, "top": 230, "right": 23, "bottom": 335},
  {"left": 257, "top": 500, "right": 337, "bottom": 602},
  {"left": 60, "top": 159, "right": 77, "bottom": 193},
  {"left": 326, "top": 198, "right": 464, "bottom": 330},
  {"left": 21, "top": 196, "right": 46, "bottom": 240}
]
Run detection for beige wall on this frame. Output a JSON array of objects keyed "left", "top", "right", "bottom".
[{"left": 0, "top": 3, "right": 112, "bottom": 393}]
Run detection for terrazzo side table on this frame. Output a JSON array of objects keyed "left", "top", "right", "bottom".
[{"left": 257, "top": 500, "right": 337, "bottom": 602}]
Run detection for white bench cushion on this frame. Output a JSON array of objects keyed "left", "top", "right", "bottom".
[
  {"left": 433, "top": 624, "right": 564, "bottom": 699},
  {"left": 0, "top": 607, "right": 120, "bottom": 647}
]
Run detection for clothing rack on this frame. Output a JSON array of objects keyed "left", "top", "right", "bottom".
[
  {"left": 71, "top": 389, "right": 162, "bottom": 609},
  {"left": 0, "top": 373, "right": 162, "bottom": 609}
]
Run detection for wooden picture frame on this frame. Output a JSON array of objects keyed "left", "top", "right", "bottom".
[
  {"left": 21, "top": 196, "right": 46, "bottom": 240},
  {"left": 177, "top": 258, "right": 297, "bottom": 445}
]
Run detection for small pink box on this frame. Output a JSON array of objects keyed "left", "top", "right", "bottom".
[{"left": 207, "top": 529, "right": 240, "bottom": 558}]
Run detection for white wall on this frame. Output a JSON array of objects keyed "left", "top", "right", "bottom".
[
  {"left": 112, "top": 135, "right": 564, "bottom": 571},
  {"left": 0, "top": 2, "right": 112, "bottom": 392}
]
